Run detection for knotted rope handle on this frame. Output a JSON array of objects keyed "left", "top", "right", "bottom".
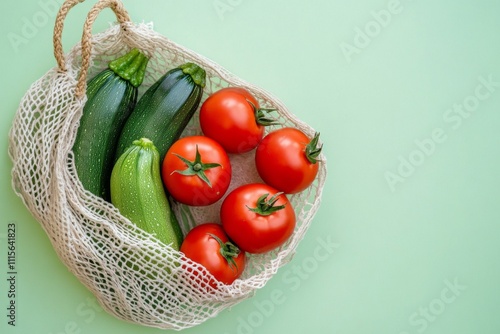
[{"left": 53, "top": 0, "right": 131, "bottom": 98}]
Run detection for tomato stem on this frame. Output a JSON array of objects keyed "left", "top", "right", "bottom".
[
  {"left": 305, "top": 132, "right": 323, "bottom": 164},
  {"left": 172, "top": 145, "right": 221, "bottom": 187},
  {"left": 246, "top": 99, "right": 280, "bottom": 126},
  {"left": 208, "top": 233, "right": 241, "bottom": 272},
  {"left": 247, "top": 192, "right": 286, "bottom": 216}
]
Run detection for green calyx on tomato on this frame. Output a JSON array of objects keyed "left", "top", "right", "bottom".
[
  {"left": 172, "top": 145, "right": 221, "bottom": 187},
  {"left": 246, "top": 99, "right": 279, "bottom": 126},
  {"left": 305, "top": 132, "right": 323, "bottom": 164},
  {"left": 208, "top": 233, "right": 241, "bottom": 272},
  {"left": 247, "top": 192, "right": 286, "bottom": 216}
]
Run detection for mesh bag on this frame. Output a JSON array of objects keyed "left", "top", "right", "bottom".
[{"left": 8, "top": 0, "right": 327, "bottom": 330}]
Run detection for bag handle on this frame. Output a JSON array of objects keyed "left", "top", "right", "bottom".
[{"left": 53, "top": 0, "right": 132, "bottom": 98}]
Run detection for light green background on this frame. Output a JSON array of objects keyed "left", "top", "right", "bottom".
[{"left": 1, "top": 0, "right": 500, "bottom": 333}]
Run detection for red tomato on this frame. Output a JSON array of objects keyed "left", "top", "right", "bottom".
[
  {"left": 255, "top": 128, "right": 322, "bottom": 194},
  {"left": 221, "top": 183, "right": 296, "bottom": 254},
  {"left": 162, "top": 136, "right": 231, "bottom": 206},
  {"left": 181, "top": 223, "right": 246, "bottom": 288},
  {"left": 200, "top": 87, "right": 275, "bottom": 154}
]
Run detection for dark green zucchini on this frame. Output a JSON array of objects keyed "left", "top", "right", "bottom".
[
  {"left": 72, "top": 48, "right": 149, "bottom": 201},
  {"left": 115, "top": 62, "right": 206, "bottom": 161}
]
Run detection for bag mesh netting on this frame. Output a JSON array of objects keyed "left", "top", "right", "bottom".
[{"left": 8, "top": 0, "right": 326, "bottom": 330}]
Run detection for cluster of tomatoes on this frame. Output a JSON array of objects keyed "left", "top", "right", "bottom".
[{"left": 160, "top": 87, "right": 322, "bottom": 288}]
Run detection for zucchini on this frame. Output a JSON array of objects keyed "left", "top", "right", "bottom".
[
  {"left": 72, "top": 48, "right": 149, "bottom": 201},
  {"left": 115, "top": 62, "right": 206, "bottom": 161},
  {"left": 110, "top": 138, "right": 183, "bottom": 250}
]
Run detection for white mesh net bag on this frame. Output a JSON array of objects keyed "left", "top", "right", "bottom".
[{"left": 8, "top": 0, "right": 327, "bottom": 330}]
